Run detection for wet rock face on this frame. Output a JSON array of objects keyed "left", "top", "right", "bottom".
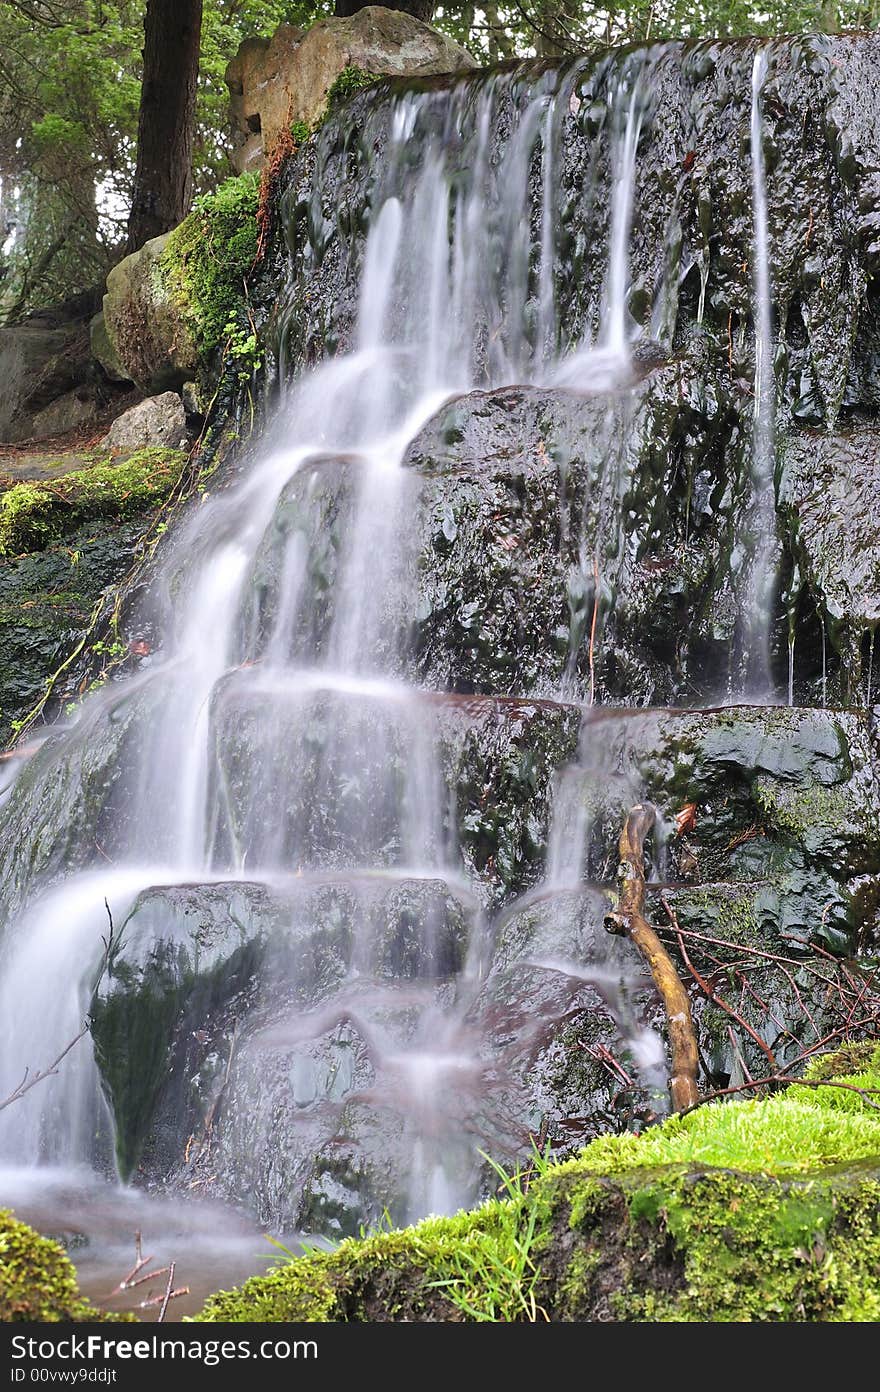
[
  {"left": 271, "top": 34, "right": 880, "bottom": 695},
  {"left": 404, "top": 373, "right": 739, "bottom": 704},
  {"left": 780, "top": 423, "right": 880, "bottom": 691}
]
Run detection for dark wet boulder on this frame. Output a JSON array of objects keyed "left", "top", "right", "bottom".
[
  {"left": 403, "top": 371, "right": 743, "bottom": 705},
  {"left": 90, "top": 874, "right": 473, "bottom": 1186},
  {"left": 780, "top": 423, "right": 880, "bottom": 690}
]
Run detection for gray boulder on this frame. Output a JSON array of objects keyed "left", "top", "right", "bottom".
[
  {"left": 89, "top": 311, "right": 132, "bottom": 385},
  {"left": 102, "top": 392, "right": 188, "bottom": 454}
]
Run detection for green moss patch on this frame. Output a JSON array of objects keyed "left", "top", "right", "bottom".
[
  {"left": 160, "top": 174, "right": 260, "bottom": 359},
  {"left": 197, "top": 1047, "right": 880, "bottom": 1322},
  {"left": 0, "top": 1210, "right": 130, "bottom": 1322},
  {"left": 325, "top": 67, "right": 380, "bottom": 116},
  {"left": 0, "top": 448, "right": 185, "bottom": 558}
]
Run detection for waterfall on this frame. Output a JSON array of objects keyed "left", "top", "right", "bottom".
[{"left": 0, "top": 42, "right": 788, "bottom": 1238}]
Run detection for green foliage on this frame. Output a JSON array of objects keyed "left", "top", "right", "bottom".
[
  {"left": 0, "top": 2, "right": 328, "bottom": 318},
  {"left": 0, "top": 447, "right": 186, "bottom": 558},
  {"left": 196, "top": 1050, "right": 880, "bottom": 1322},
  {"left": 160, "top": 173, "right": 260, "bottom": 358},
  {"left": 0, "top": 1209, "right": 131, "bottom": 1322},
  {"left": 433, "top": 0, "right": 880, "bottom": 64},
  {"left": 290, "top": 119, "right": 311, "bottom": 146},
  {"left": 326, "top": 65, "right": 379, "bottom": 113}
]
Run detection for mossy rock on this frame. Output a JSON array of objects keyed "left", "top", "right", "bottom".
[
  {"left": 0, "top": 447, "right": 186, "bottom": 559},
  {"left": 197, "top": 1047, "right": 880, "bottom": 1322},
  {"left": 0, "top": 1210, "right": 132, "bottom": 1322},
  {"left": 0, "top": 447, "right": 186, "bottom": 747},
  {"left": 103, "top": 175, "right": 259, "bottom": 393}
]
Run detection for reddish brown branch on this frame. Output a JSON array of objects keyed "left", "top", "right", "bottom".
[
  {"left": 663, "top": 895, "right": 779, "bottom": 1075},
  {"left": 680, "top": 1073, "right": 880, "bottom": 1116}
]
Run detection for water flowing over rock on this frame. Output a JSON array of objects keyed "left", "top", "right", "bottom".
[{"left": 5, "top": 33, "right": 880, "bottom": 1249}]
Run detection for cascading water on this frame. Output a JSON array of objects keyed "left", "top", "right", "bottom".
[
  {"left": 741, "top": 45, "right": 778, "bottom": 697},
  {"left": 0, "top": 39, "right": 795, "bottom": 1275}
]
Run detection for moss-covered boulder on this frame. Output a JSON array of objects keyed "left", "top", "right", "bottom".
[
  {"left": 0, "top": 1210, "right": 130, "bottom": 1322},
  {"left": 102, "top": 175, "right": 259, "bottom": 394},
  {"left": 0, "top": 447, "right": 186, "bottom": 747},
  {"left": 197, "top": 1045, "right": 880, "bottom": 1322}
]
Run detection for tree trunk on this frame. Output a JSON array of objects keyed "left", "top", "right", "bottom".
[
  {"left": 334, "top": 0, "right": 436, "bottom": 22},
  {"left": 127, "top": 0, "right": 203, "bottom": 253}
]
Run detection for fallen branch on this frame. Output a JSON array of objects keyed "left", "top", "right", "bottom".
[
  {"left": 680, "top": 1073, "right": 880, "bottom": 1116},
  {"left": 0, "top": 1026, "right": 89, "bottom": 1113},
  {"left": 157, "top": 1262, "right": 176, "bottom": 1323},
  {"left": 605, "top": 803, "right": 700, "bottom": 1111}
]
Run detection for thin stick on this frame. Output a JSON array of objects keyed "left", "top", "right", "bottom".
[
  {"left": 588, "top": 554, "right": 600, "bottom": 707},
  {"left": 0, "top": 898, "right": 118, "bottom": 1113},
  {"left": 671, "top": 913, "right": 779, "bottom": 1074},
  {"left": 127, "top": 1264, "right": 171, "bottom": 1292},
  {"left": 0, "top": 1025, "right": 88, "bottom": 1113},
  {"left": 157, "top": 1262, "right": 175, "bottom": 1323},
  {"left": 680, "top": 1073, "right": 880, "bottom": 1116}
]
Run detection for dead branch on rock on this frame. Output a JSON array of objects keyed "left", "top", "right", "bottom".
[
  {"left": 0, "top": 898, "right": 117, "bottom": 1114},
  {"left": 110, "top": 1236, "right": 188, "bottom": 1319},
  {"left": 652, "top": 908, "right": 880, "bottom": 1091},
  {"left": 605, "top": 803, "right": 700, "bottom": 1111},
  {"left": 679, "top": 1073, "right": 880, "bottom": 1116}
]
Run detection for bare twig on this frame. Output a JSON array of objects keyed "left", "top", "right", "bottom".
[
  {"left": 588, "top": 554, "right": 600, "bottom": 707},
  {"left": 680, "top": 1073, "right": 880, "bottom": 1117},
  {"left": 157, "top": 1263, "right": 176, "bottom": 1323},
  {"left": 663, "top": 896, "right": 778, "bottom": 1074},
  {"left": 0, "top": 1026, "right": 88, "bottom": 1113}
]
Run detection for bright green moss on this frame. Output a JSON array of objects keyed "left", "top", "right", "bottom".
[
  {"left": 325, "top": 66, "right": 379, "bottom": 114},
  {"left": 0, "top": 448, "right": 185, "bottom": 557},
  {"left": 196, "top": 1050, "right": 880, "bottom": 1323},
  {"left": 160, "top": 174, "right": 260, "bottom": 357},
  {"left": 567, "top": 1090, "right": 880, "bottom": 1177},
  {"left": 0, "top": 1210, "right": 132, "bottom": 1322},
  {"left": 199, "top": 1206, "right": 511, "bottom": 1323}
]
